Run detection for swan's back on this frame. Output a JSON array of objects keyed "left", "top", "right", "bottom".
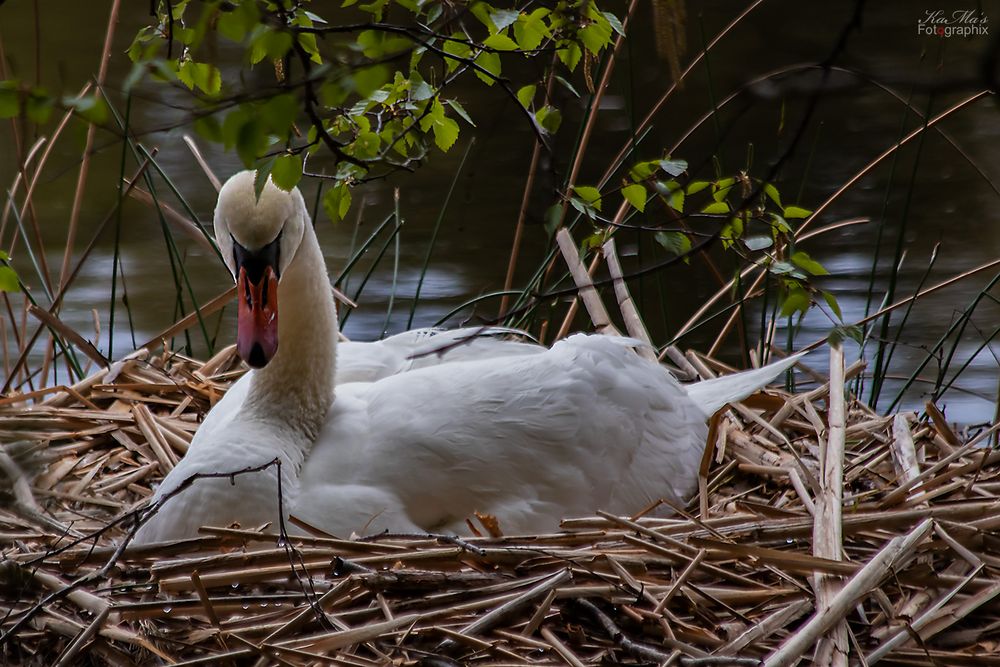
[{"left": 296, "top": 334, "right": 706, "bottom": 535}]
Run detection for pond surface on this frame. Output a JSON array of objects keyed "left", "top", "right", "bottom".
[{"left": 1, "top": 1, "right": 998, "bottom": 424}]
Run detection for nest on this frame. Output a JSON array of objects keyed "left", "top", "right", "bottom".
[{"left": 1, "top": 344, "right": 1000, "bottom": 667}]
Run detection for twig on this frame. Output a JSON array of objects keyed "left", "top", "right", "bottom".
[
  {"left": 554, "top": 228, "right": 617, "bottom": 335},
  {"left": 764, "top": 518, "right": 935, "bottom": 667}
]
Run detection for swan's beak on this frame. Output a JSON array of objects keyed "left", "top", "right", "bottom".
[{"left": 233, "top": 236, "right": 281, "bottom": 368}]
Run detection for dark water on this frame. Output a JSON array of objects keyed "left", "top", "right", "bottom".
[{"left": 1, "top": 1, "right": 999, "bottom": 423}]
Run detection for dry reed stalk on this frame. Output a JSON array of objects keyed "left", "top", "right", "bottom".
[
  {"left": 58, "top": 0, "right": 122, "bottom": 288},
  {"left": 554, "top": 228, "right": 617, "bottom": 336},
  {"left": 602, "top": 238, "right": 656, "bottom": 361},
  {"left": 766, "top": 519, "right": 935, "bottom": 667},
  {"left": 2, "top": 155, "right": 157, "bottom": 394},
  {"left": 182, "top": 136, "right": 222, "bottom": 192},
  {"left": 812, "top": 343, "right": 847, "bottom": 666}
]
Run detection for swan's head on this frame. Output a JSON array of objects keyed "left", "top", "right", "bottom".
[{"left": 214, "top": 171, "right": 308, "bottom": 368}]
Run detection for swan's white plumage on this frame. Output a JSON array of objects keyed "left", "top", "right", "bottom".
[
  {"left": 196, "top": 328, "right": 543, "bottom": 444},
  {"left": 133, "top": 172, "right": 802, "bottom": 544}
]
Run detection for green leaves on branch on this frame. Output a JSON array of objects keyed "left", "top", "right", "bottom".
[
  {"left": 571, "top": 186, "right": 602, "bottom": 219},
  {"left": 419, "top": 98, "right": 460, "bottom": 152},
  {"left": 124, "top": 0, "right": 624, "bottom": 207}
]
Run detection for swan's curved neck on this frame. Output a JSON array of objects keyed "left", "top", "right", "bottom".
[{"left": 242, "top": 224, "right": 336, "bottom": 443}]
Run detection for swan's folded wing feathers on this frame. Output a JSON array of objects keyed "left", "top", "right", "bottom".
[{"left": 303, "top": 334, "right": 707, "bottom": 535}]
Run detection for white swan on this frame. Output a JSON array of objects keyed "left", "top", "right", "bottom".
[{"left": 134, "top": 172, "right": 802, "bottom": 543}]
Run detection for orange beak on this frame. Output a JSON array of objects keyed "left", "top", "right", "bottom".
[{"left": 236, "top": 264, "right": 279, "bottom": 368}]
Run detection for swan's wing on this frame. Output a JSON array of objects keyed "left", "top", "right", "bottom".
[
  {"left": 336, "top": 327, "right": 541, "bottom": 382},
  {"left": 684, "top": 351, "right": 805, "bottom": 418},
  {"left": 299, "top": 334, "right": 706, "bottom": 536}
]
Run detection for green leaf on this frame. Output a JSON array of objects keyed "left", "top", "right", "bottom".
[
  {"left": 686, "top": 180, "right": 710, "bottom": 195},
  {"left": 432, "top": 115, "right": 459, "bottom": 152},
  {"left": 514, "top": 9, "right": 549, "bottom": 50},
  {"left": 658, "top": 158, "right": 688, "bottom": 176},
  {"left": 353, "top": 65, "right": 390, "bottom": 97},
  {"left": 668, "top": 188, "right": 684, "bottom": 212},
  {"left": 780, "top": 285, "right": 811, "bottom": 318},
  {"left": 553, "top": 75, "right": 579, "bottom": 97},
  {"left": 0, "top": 265, "right": 18, "bottom": 292},
  {"left": 189, "top": 62, "right": 222, "bottom": 95},
  {"left": 474, "top": 51, "right": 501, "bottom": 85},
  {"left": 218, "top": 6, "right": 251, "bottom": 42},
  {"left": 654, "top": 231, "right": 691, "bottom": 258},
  {"left": 483, "top": 33, "right": 519, "bottom": 51},
  {"left": 250, "top": 28, "right": 293, "bottom": 64},
  {"left": 784, "top": 205, "right": 813, "bottom": 219},
  {"left": 516, "top": 84, "right": 536, "bottom": 109},
  {"left": 260, "top": 94, "right": 298, "bottom": 136},
  {"left": 712, "top": 184, "right": 733, "bottom": 203},
  {"left": 323, "top": 182, "right": 352, "bottom": 223},
  {"left": 0, "top": 82, "right": 19, "bottom": 119},
  {"left": 235, "top": 117, "right": 266, "bottom": 166},
  {"left": 65, "top": 94, "right": 108, "bottom": 124},
  {"left": 629, "top": 160, "right": 658, "bottom": 181},
  {"left": 410, "top": 74, "right": 435, "bottom": 101},
  {"left": 769, "top": 212, "right": 793, "bottom": 235},
  {"left": 579, "top": 13, "right": 613, "bottom": 54},
  {"left": 622, "top": 184, "right": 646, "bottom": 212},
  {"left": 603, "top": 11, "right": 625, "bottom": 36},
  {"left": 489, "top": 9, "right": 520, "bottom": 31},
  {"left": 25, "top": 88, "right": 53, "bottom": 124},
  {"left": 573, "top": 186, "right": 602, "bottom": 211},
  {"left": 254, "top": 162, "right": 273, "bottom": 202},
  {"left": 701, "top": 201, "right": 730, "bottom": 215},
  {"left": 194, "top": 114, "right": 223, "bottom": 142},
  {"left": 446, "top": 99, "right": 475, "bottom": 126},
  {"left": 743, "top": 235, "right": 773, "bottom": 251},
  {"left": 557, "top": 41, "right": 582, "bottom": 71},
  {"left": 763, "top": 182, "right": 782, "bottom": 208},
  {"left": 790, "top": 250, "right": 829, "bottom": 275},
  {"left": 471, "top": 2, "right": 498, "bottom": 32},
  {"left": 535, "top": 105, "right": 561, "bottom": 134},
  {"left": 770, "top": 261, "right": 807, "bottom": 280},
  {"left": 442, "top": 34, "right": 472, "bottom": 73},
  {"left": 823, "top": 290, "right": 843, "bottom": 320},
  {"left": 721, "top": 216, "right": 744, "bottom": 244},
  {"left": 271, "top": 154, "right": 303, "bottom": 191}
]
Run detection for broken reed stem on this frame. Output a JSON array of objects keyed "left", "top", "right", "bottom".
[
  {"left": 555, "top": 228, "right": 617, "bottom": 336},
  {"left": 812, "top": 342, "right": 848, "bottom": 666},
  {"left": 602, "top": 237, "right": 657, "bottom": 361},
  {"left": 765, "top": 518, "right": 934, "bottom": 667},
  {"left": 890, "top": 413, "right": 927, "bottom": 506}
]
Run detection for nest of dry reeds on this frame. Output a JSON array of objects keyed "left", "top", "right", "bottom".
[{"left": 2, "top": 339, "right": 1000, "bottom": 667}]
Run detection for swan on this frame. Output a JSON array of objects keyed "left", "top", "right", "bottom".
[{"left": 133, "top": 171, "right": 802, "bottom": 543}]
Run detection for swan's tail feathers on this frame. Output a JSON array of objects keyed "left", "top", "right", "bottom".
[{"left": 685, "top": 351, "right": 807, "bottom": 419}]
